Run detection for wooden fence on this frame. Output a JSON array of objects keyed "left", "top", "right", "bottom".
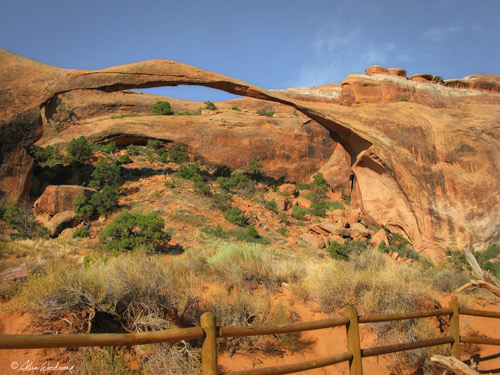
[{"left": 1, "top": 301, "right": 499, "bottom": 375}]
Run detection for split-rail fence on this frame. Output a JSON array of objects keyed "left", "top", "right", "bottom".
[{"left": 1, "top": 301, "right": 499, "bottom": 375}]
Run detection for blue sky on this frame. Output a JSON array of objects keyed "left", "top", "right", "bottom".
[{"left": 1, "top": 0, "right": 498, "bottom": 101}]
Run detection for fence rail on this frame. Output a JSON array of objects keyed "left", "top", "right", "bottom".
[{"left": 1, "top": 301, "right": 498, "bottom": 375}]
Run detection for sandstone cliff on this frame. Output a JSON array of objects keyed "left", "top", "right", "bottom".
[{"left": 1, "top": 49, "right": 499, "bottom": 252}]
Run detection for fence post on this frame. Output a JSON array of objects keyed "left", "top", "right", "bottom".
[
  {"left": 201, "top": 312, "right": 218, "bottom": 375},
  {"left": 449, "top": 300, "right": 461, "bottom": 360},
  {"left": 345, "top": 306, "right": 363, "bottom": 375}
]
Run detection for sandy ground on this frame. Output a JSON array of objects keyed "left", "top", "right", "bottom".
[{"left": 2, "top": 291, "right": 498, "bottom": 375}]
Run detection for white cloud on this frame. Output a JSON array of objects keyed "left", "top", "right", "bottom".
[{"left": 421, "top": 26, "right": 462, "bottom": 42}]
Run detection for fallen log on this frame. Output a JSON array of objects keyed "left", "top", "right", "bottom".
[{"left": 430, "top": 355, "right": 479, "bottom": 375}]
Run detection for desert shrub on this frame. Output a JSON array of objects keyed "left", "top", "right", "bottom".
[
  {"left": 201, "top": 224, "right": 228, "bottom": 239},
  {"left": 98, "top": 212, "right": 170, "bottom": 252},
  {"left": 427, "top": 267, "right": 470, "bottom": 292},
  {"left": 213, "top": 164, "right": 231, "bottom": 178},
  {"left": 193, "top": 180, "right": 211, "bottom": 196},
  {"left": 377, "top": 240, "right": 387, "bottom": 252},
  {"left": 277, "top": 213, "right": 288, "bottom": 224},
  {"left": 224, "top": 206, "right": 245, "bottom": 226},
  {"left": 15, "top": 252, "right": 201, "bottom": 333},
  {"left": 310, "top": 201, "right": 327, "bottom": 216},
  {"left": 326, "top": 240, "right": 350, "bottom": 260},
  {"left": 1, "top": 201, "right": 37, "bottom": 238},
  {"left": 117, "top": 153, "right": 132, "bottom": 165},
  {"left": 152, "top": 101, "right": 172, "bottom": 115},
  {"left": 146, "top": 139, "right": 163, "bottom": 151},
  {"left": 169, "top": 145, "right": 189, "bottom": 164},
  {"left": 292, "top": 206, "right": 307, "bottom": 220},
  {"left": 142, "top": 343, "right": 201, "bottom": 375},
  {"left": 278, "top": 226, "right": 287, "bottom": 236},
  {"left": 66, "top": 136, "right": 93, "bottom": 165},
  {"left": 256, "top": 108, "right": 275, "bottom": 117},
  {"left": 232, "top": 106, "right": 241, "bottom": 111},
  {"left": 72, "top": 227, "right": 90, "bottom": 238},
  {"left": 216, "top": 172, "right": 251, "bottom": 192},
  {"left": 204, "top": 101, "right": 217, "bottom": 110},
  {"left": 74, "top": 186, "right": 120, "bottom": 223},
  {"left": 264, "top": 199, "right": 278, "bottom": 212},
  {"left": 204, "top": 288, "right": 299, "bottom": 354},
  {"left": 210, "top": 191, "right": 232, "bottom": 212},
  {"left": 96, "top": 141, "right": 117, "bottom": 155},
  {"left": 227, "top": 225, "right": 270, "bottom": 245},
  {"left": 35, "top": 226, "right": 52, "bottom": 239},
  {"left": 126, "top": 144, "right": 142, "bottom": 156},
  {"left": 176, "top": 163, "right": 202, "bottom": 181},
  {"left": 307, "top": 173, "right": 329, "bottom": 202},
  {"left": 78, "top": 347, "right": 136, "bottom": 375},
  {"left": 89, "top": 158, "right": 121, "bottom": 190},
  {"left": 341, "top": 189, "right": 351, "bottom": 205},
  {"left": 389, "top": 233, "right": 420, "bottom": 260},
  {"left": 29, "top": 145, "right": 63, "bottom": 166},
  {"left": 244, "top": 159, "right": 265, "bottom": 181},
  {"left": 207, "top": 242, "right": 277, "bottom": 288},
  {"left": 477, "top": 244, "right": 500, "bottom": 278}
]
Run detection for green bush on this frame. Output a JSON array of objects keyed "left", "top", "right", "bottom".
[
  {"left": 279, "top": 226, "right": 287, "bottom": 237},
  {"left": 152, "top": 101, "right": 172, "bottom": 115},
  {"left": 204, "top": 101, "right": 217, "bottom": 110},
  {"left": 310, "top": 201, "right": 327, "bottom": 216},
  {"left": 193, "top": 180, "right": 211, "bottom": 196},
  {"left": 256, "top": 108, "right": 275, "bottom": 117},
  {"left": 88, "top": 158, "right": 121, "bottom": 191},
  {"left": 117, "top": 153, "right": 132, "bottom": 165},
  {"left": 169, "top": 145, "right": 189, "bottom": 164},
  {"left": 72, "top": 227, "right": 90, "bottom": 238},
  {"left": 66, "top": 136, "right": 93, "bottom": 165},
  {"left": 35, "top": 226, "right": 52, "bottom": 239},
  {"left": 126, "top": 144, "right": 142, "bottom": 156},
  {"left": 232, "top": 106, "right": 241, "bottom": 111},
  {"left": 292, "top": 206, "right": 307, "bottom": 220},
  {"left": 96, "top": 142, "right": 117, "bottom": 155},
  {"left": 342, "top": 189, "right": 351, "bottom": 205},
  {"left": 216, "top": 172, "right": 251, "bottom": 192},
  {"left": 308, "top": 173, "right": 329, "bottom": 202},
  {"left": 146, "top": 139, "right": 164, "bottom": 151},
  {"left": 74, "top": 186, "right": 120, "bottom": 223},
  {"left": 214, "top": 164, "right": 232, "bottom": 178},
  {"left": 98, "top": 212, "right": 170, "bottom": 252},
  {"left": 224, "top": 206, "right": 245, "bottom": 226},
  {"left": 29, "top": 145, "right": 63, "bottom": 166},
  {"left": 1, "top": 201, "right": 37, "bottom": 238},
  {"left": 264, "top": 199, "right": 278, "bottom": 212},
  {"left": 245, "top": 159, "right": 265, "bottom": 181},
  {"left": 175, "top": 163, "right": 202, "bottom": 181},
  {"left": 326, "top": 240, "right": 351, "bottom": 260},
  {"left": 227, "top": 225, "right": 270, "bottom": 244},
  {"left": 210, "top": 191, "right": 232, "bottom": 212},
  {"left": 201, "top": 224, "right": 227, "bottom": 239},
  {"left": 277, "top": 213, "right": 288, "bottom": 224}
]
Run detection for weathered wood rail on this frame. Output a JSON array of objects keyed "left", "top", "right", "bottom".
[{"left": 1, "top": 301, "right": 499, "bottom": 375}]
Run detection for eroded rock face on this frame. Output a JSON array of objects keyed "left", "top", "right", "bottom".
[{"left": 1, "top": 50, "right": 500, "bottom": 252}]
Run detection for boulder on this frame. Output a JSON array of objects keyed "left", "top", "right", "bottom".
[
  {"left": 278, "top": 183, "right": 297, "bottom": 196},
  {"left": 46, "top": 211, "right": 77, "bottom": 236},
  {"left": 264, "top": 192, "right": 289, "bottom": 212},
  {"left": 299, "top": 233, "right": 325, "bottom": 248},
  {"left": 370, "top": 229, "right": 389, "bottom": 249},
  {"left": 365, "top": 65, "right": 389, "bottom": 76},
  {"left": 409, "top": 73, "right": 433, "bottom": 82},
  {"left": 346, "top": 209, "right": 361, "bottom": 225},
  {"left": 328, "top": 234, "right": 346, "bottom": 245},
  {"left": 35, "top": 185, "right": 96, "bottom": 216},
  {"left": 60, "top": 227, "right": 77, "bottom": 238},
  {"left": 293, "top": 197, "right": 312, "bottom": 209},
  {"left": 388, "top": 68, "right": 407, "bottom": 78},
  {"left": 350, "top": 222, "right": 370, "bottom": 238}
]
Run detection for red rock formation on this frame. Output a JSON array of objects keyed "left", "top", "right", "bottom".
[{"left": 1, "top": 50, "right": 499, "bottom": 253}]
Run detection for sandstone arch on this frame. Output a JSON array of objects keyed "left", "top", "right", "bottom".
[{"left": 1, "top": 49, "right": 499, "bottom": 252}]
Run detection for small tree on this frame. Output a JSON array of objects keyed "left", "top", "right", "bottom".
[
  {"left": 204, "top": 101, "right": 217, "bottom": 110},
  {"left": 152, "top": 101, "right": 172, "bottom": 115},
  {"left": 98, "top": 212, "right": 170, "bottom": 252},
  {"left": 169, "top": 145, "right": 189, "bottom": 164},
  {"left": 89, "top": 158, "right": 121, "bottom": 191},
  {"left": 245, "top": 159, "right": 264, "bottom": 181},
  {"left": 66, "top": 136, "right": 93, "bottom": 165}
]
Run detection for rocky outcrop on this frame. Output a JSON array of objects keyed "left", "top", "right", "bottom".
[
  {"left": 34, "top": 185, "right": 96, "bottom": 216},
  {"left": 1, "top": 50, "right": 499, "bottom": 252}
]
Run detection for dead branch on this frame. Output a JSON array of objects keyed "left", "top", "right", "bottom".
[
  {"left": 456, "top": 247, "right": 500, "bottom": 297},
  {"left": 431, "top": 355, "right": 479, "bottom": 375}
]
